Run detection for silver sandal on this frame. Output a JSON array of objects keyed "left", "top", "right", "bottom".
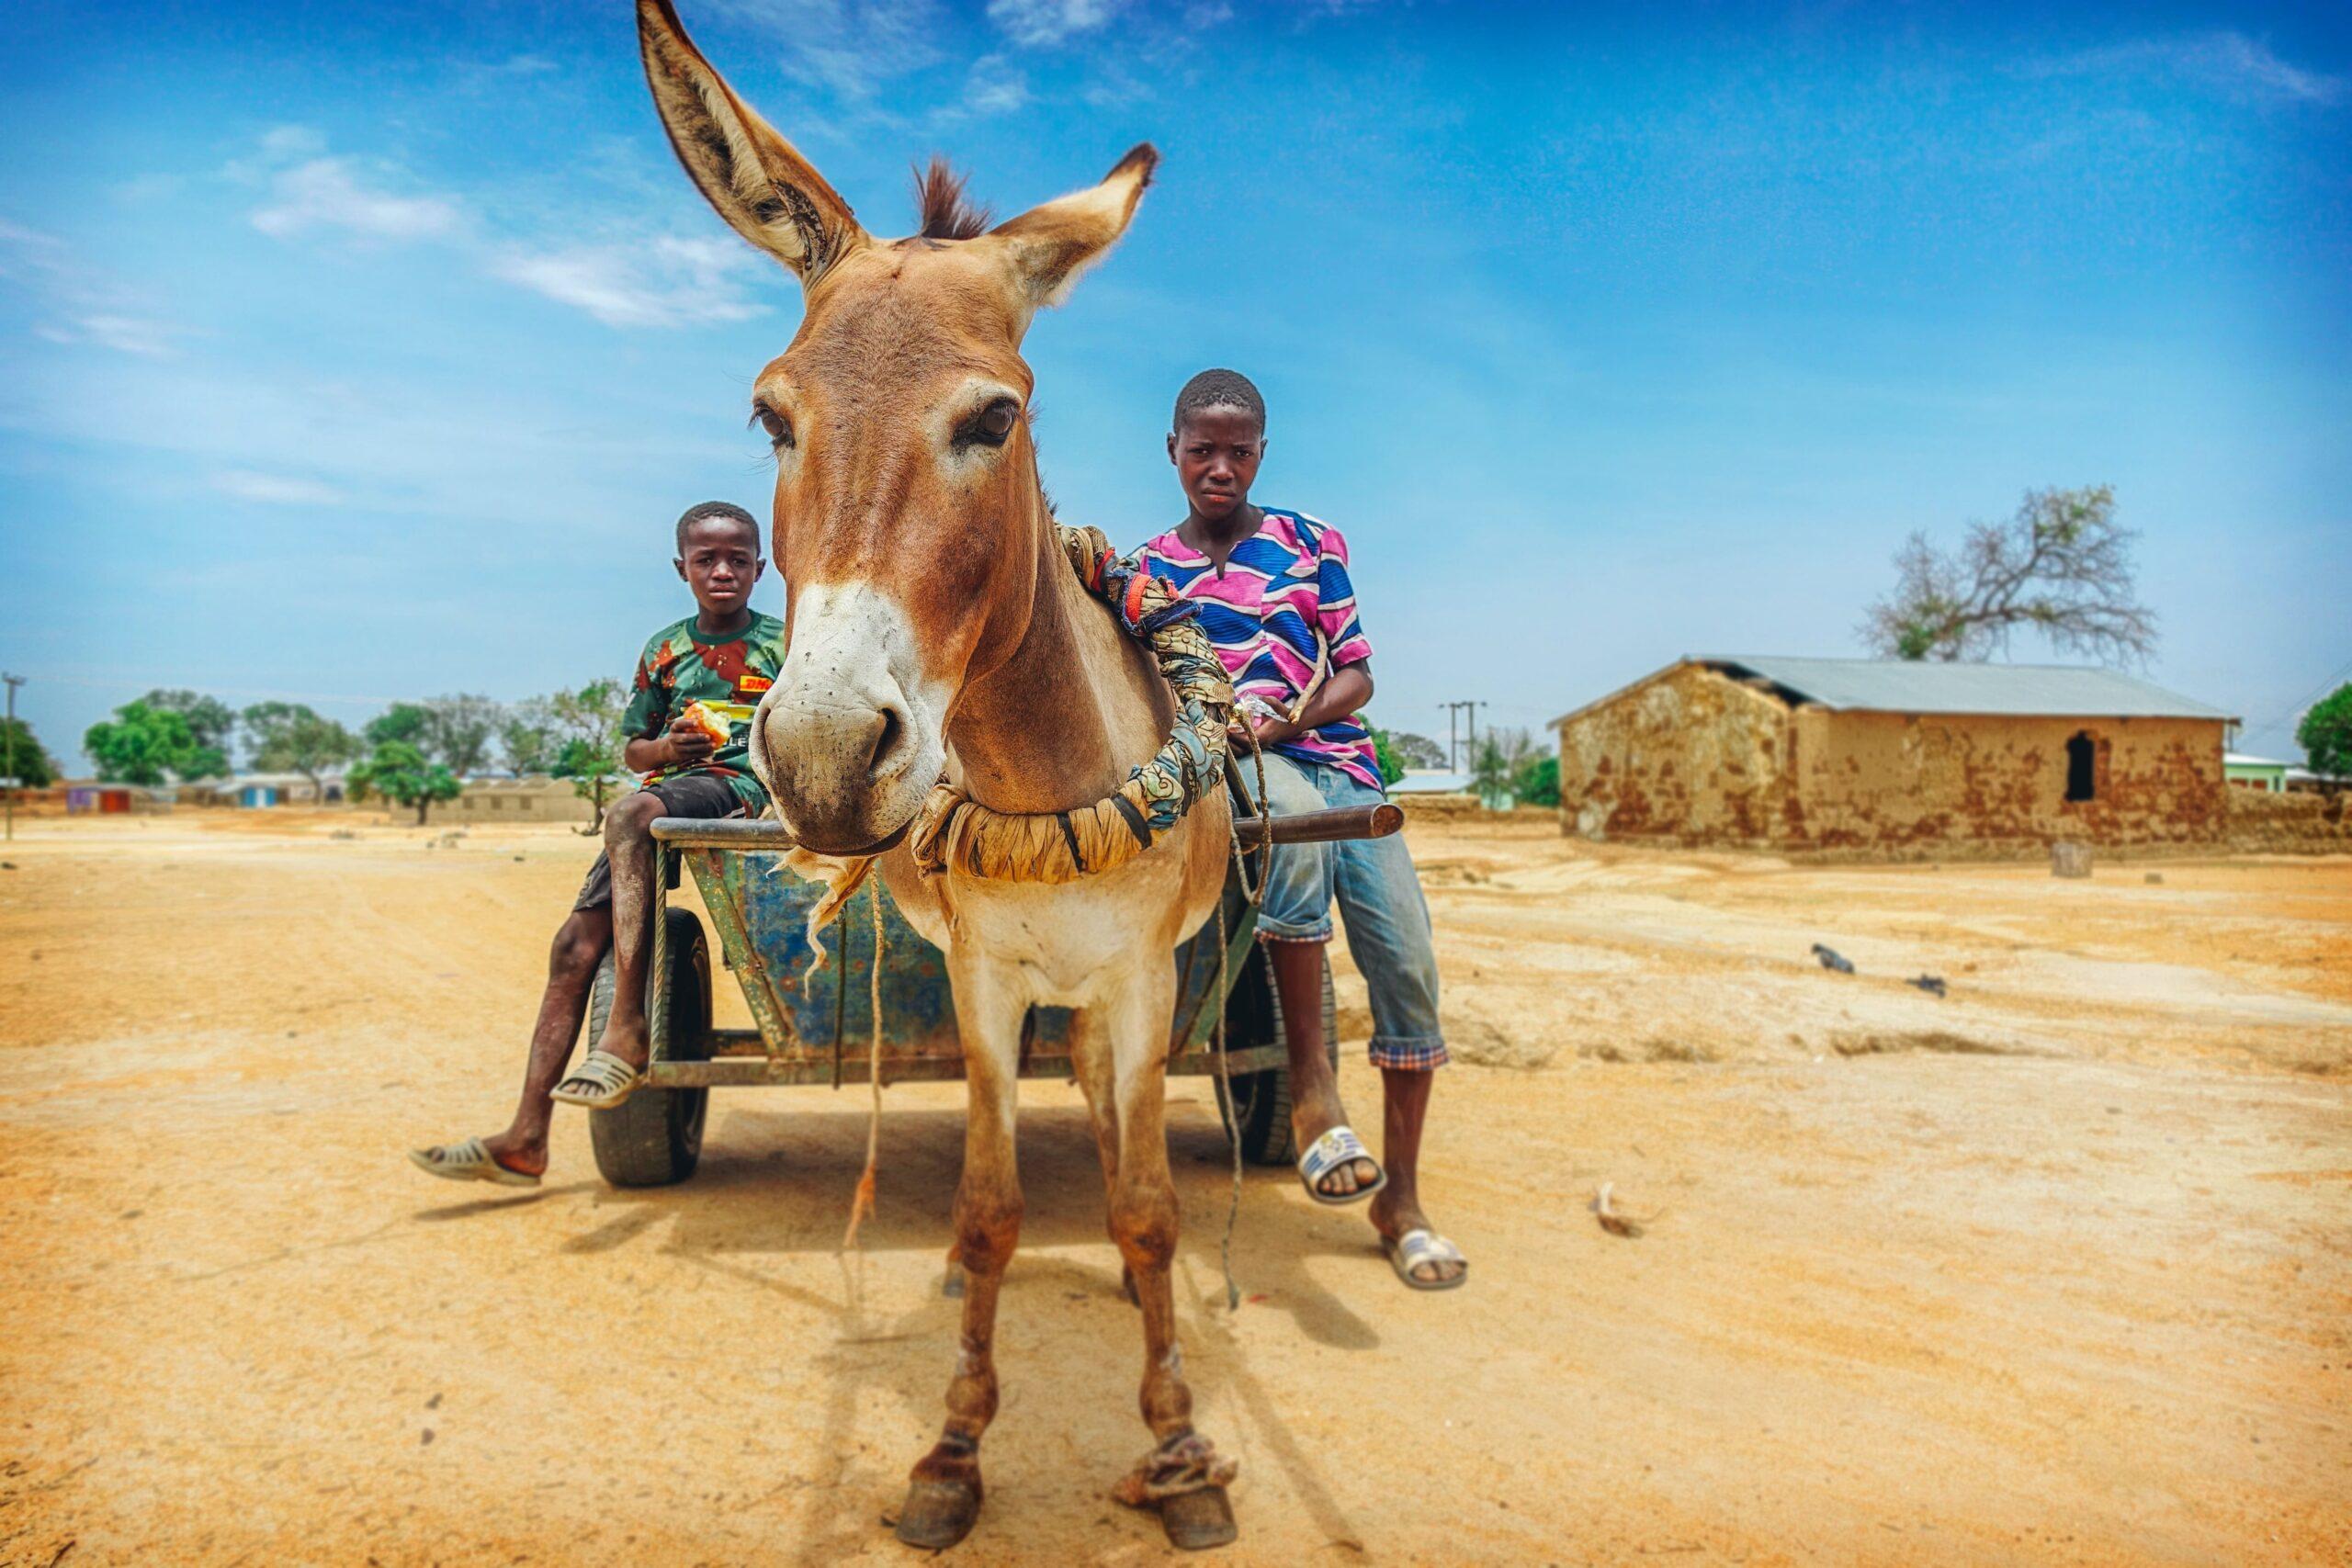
[
  {"left": 1296, "top": 1124, "right": 1386, "bottom": 1206},
  {"left": 549, "top": 1049, "right": 643, "bottom": 1110},
  {"left": 1384, "top": 1227, "right": 1467, "bottom": 1291},
  {"left": 409, "top": 1135, "right": 540, "bottom": 1188}
]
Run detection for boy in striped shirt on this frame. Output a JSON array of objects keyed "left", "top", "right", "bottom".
[{"left": 1138, "top": 370, "right": 1464, "bottom": 1292}]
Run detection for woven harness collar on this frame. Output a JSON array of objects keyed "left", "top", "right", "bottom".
[{"left": 906, "top": 525, "right": 1235, "bottom": 885}]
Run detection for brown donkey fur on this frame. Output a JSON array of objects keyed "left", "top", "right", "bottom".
[{"left": 638, "top": 0, "right": 1238, "bottom": 1550}]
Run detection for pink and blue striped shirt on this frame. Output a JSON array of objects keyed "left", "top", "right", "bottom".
[{"left": 1138, "top": 508, "right": 1383, "bottom": 791}]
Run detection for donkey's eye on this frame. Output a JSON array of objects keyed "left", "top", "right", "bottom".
[
  {"left": 752, "top": 405, "right": 795, "bottom": 449},
  {"left": 957, "top": 398, "right": 1021, "bottom": 449}
]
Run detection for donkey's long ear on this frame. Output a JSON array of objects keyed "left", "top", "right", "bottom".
[
  {"left": 638, "top": 0, "right": 865, "bottom": 283},
  {"left": 990, "top": 144, "right": 1157, "bottom": 321}
]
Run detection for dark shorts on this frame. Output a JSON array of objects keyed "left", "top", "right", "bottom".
[{"left": 572, "top": 773, "right": 747, "bottom": 913}]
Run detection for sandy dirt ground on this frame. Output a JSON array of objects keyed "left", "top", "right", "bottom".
[{"left": 1, "top": 810, "right": 2346, "bottom": 1566}]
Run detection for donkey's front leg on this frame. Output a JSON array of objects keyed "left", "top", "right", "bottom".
[
  {"left": 895, "top": 957, "right": 1024, "bottom": 1551},
  {"left": 1105, "top": 968, "right": 1239, "bottom": 1550}
]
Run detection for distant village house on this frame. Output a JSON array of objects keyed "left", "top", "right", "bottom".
[{"left": 1550, "top": 656, "right": 2232, "bottom": 853}]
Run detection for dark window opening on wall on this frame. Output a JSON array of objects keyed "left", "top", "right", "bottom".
[{"left": 2064, "top": 731, "right": 2097, "bottom": 802}]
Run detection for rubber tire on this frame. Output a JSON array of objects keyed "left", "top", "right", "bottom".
[
  {"left": 1218, "top": 946, "right": 1340, "bottom": 1167},
  {"left": 586, "top": 907, "right": 713, "bottom": 1188}
]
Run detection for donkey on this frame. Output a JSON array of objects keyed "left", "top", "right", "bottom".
[{"left": 637, "top": 1, "right": 1240, "bottom": 1550}]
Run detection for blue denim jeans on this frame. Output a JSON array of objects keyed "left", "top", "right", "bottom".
[{"left": 1250, "top": 752, "right": 1447, "bottom": 1071}]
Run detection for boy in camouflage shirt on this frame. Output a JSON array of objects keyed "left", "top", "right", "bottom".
[{"left": 411, "top": 502, "right": 782, "bottom": 1185}]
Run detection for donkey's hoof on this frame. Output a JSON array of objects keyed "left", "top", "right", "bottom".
[
  {"left": 895, "top": 1477, "right": 983, "bottom": 1550},
  {"left": 1159, "top": 1485, "right": 1238, "bottom": 1551}
]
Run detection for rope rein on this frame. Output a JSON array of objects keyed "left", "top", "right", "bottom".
[
  {"left": 821, "top": 526, "right": 1279, "bottom": 1292},
  {"left": 841, "top": 883, "right": 887, "bottom": 1249}
]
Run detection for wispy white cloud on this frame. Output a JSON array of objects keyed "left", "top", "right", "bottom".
[
  {"left": 2038, "top": 31, "right": 2346, "bottom": 107},
  {"left": 211, "top": 469, "right": 347, "bottom": 507},
  {"left": 961, "top": 53, "right": 1032, "bottom": 115},
  {"left": 224, "top": 129, "right": 763, "bottom": 332},
  {"left": 252, "top": 157, "right": 462, "bottom": 242},
  {"left": 35, "top": 314, "right": 183, "bottom": 358},
  {"left": 2, "top": 220, "right": 187, "bottom": 357},
  {"left": 488, "top": 234, "right": 770, "bottom": 328},
  {"left": 708, "top": 0, "right": 944, "bottom": 101},
  {"left": 988, "top": 0, "right": 1123, "bottom": 49}
]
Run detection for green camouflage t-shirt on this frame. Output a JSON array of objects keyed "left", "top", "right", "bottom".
[{"left": 620, "top": 611, "right": 786, "bottom": 809}]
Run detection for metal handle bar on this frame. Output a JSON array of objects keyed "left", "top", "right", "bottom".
[{"left": 648, "top": 801, "right": 1402, "bottom": 852}]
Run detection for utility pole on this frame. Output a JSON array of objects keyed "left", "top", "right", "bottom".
[
  {"left": 1439, "top": 700, "right": 1484, "bottom": 772},
  {"left": 3, "top": 671, "right": 23, "bottom": 842}
]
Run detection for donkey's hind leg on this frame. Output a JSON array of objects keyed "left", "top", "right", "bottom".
[
  {"left": 897, "top": 959, "right": 1025, "bottom": 1551},
  {"left": 1104, "top": 967, "right": 1238, "bottom": 1550}
]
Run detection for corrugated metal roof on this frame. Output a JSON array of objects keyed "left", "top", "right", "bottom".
[
  {"left": 1696, "top": 656, "right": 2234, "bottom": 720},
  {"left": 1390, "top": 769, "right": 1476, "bottom": 794}
]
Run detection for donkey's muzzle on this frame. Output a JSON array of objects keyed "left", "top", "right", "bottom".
[{"left": 755, "top": 681, "right": 929, "bottom": 854}]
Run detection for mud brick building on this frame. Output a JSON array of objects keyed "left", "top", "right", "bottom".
[{"left": 1550, "top": 656, "right": 2233, "bottom": 854}]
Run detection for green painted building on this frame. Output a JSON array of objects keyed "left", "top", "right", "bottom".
[{"left": 2223, "top": 752, "right": 2290, "bottom": 794}]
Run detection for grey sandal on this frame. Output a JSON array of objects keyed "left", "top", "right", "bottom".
[
  {"left": 1297, "top": 1125, "right": 1386, "bottom": 1205},
  {"left": 1384, "top": 1227, "right": 1467, "bottom": 1291},
  {"left": 409, "top": 1136, "right": 540, "bottom": 1188},
  {"left": 550, "top": 1049, "right": 643, "bottom": 1110}
]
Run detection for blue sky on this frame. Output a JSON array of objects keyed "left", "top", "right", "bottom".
[{"left": 2, "top": 0, "right": 2346, "bottom": 773}]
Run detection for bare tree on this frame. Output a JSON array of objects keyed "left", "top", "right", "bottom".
[{"left": 1861, "top": 485, "right": 2156, "bottom": 666}]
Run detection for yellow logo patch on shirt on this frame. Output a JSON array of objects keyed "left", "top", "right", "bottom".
[{"left": 737, "top": 674, "right": 772, "bottom": 697}]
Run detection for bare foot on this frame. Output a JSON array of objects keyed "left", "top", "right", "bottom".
[
  {"left": 480, "top": 1130, "right": 548, "bottom": 1179},
  {"left": 1370, "top": 1190, "right": 1466, "bottom": 1287},
  {"left": 592, "top": 1010, "right": 651, "bottom": 1075}
]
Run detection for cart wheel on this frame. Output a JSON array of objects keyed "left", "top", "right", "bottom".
[
  {"left": 1218, "top": 949, "right": 1339, "bottom": 1167},
  {"left": 587, "top": 907, "right": 713, "bottom": 1188}
]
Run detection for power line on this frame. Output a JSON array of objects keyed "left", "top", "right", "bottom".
[
  {"left": 2237, "top": 655, "right": 2352, "bottom": 747},
  {"left": 1438, "top": 700, "right": 1484, "bottom": 773},
  {"left": 0, "top": 669, "right": 591, "bottom": 710},
  {"left": 3, "top": 672, "right": 24, "bottom": 840}
]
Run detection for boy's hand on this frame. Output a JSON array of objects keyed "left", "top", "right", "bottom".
[
  {"left": 1229, "top": 714, "right": 1301, "bottom": 750},
  {"left": 663, "top": 712, "right": 718, "bottom": 764}
]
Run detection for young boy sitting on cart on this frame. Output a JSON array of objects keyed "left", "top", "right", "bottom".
[
  {"left": 1137, "top": 369, "right": 1466, "bottom": 1291},
  {"left": 410, "top": 501, "right": 784, "bottom": 1186}
]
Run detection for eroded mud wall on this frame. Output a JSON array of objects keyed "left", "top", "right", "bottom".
[
  {"left": 1556, "top": 666, "right": 1793, "bottom": 844},
  {"left": 1786, "top": 712, "right": 2226, "bottom": 851}
]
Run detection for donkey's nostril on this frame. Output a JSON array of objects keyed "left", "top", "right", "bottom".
[{"left": 867, "top": 704, "right": 906, "bottom": 781}]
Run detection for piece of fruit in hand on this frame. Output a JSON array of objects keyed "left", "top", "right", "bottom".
[{"left": 680, "top": 701, "right": 733, "bottom": 749}]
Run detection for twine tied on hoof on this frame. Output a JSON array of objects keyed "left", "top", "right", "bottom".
[{"left": 1111, "top": 1433, "right": 1238, "bottom": 1508}]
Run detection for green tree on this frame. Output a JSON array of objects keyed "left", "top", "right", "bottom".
[
  {"left": 548, "top": 678, "right": 628, "bottom": 831},
  {"left": 1471, "top": 728, "right": 1533, "bottom": 810},
  {"left": 500, "top": 698, "right": 562, "bottom": 776},
  {"left": 1388, "top": 729, "right": 1447, "bottom": 771},
  {"left": 2299, "top": 682, "right": 2352, "bottom": 778},
  {"left": 0, "top": 716, "right": 58, "bottom": 788},
  {"left": 242, "top": 702, "right": 358, "bottom": 802},
  {"left": 421, "top": 694, "right": 502, "bottom": 776},
  {"left": 348, "top": 739, "right": 461, "bottom": 826},
  {"left": 85, "top": 700, "right": 223, "bottom": 784},
  {"left": 1513, "top": 751, "right": 1560, "bottom": 807},
  {"left": 366, "top": 702, "right": 433, "bottom": 749},
  {"left": 1862, "top": 484, "right": 2156, "bottom": 666},
  {"left": 139, "top": 689, "right": 238, "bottom": 761},
  {"left": 1368, "top": 728, "right": 1407, "bottom": 787}
]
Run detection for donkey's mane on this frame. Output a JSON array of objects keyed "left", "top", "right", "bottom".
[{"left": 912, "top": 155, "right": 992, "bottom": 241}]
